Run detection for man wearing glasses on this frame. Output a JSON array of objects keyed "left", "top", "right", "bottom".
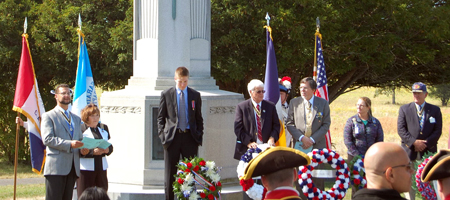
[
  {"left": 353, "top": 142, "right": 414, "bottom": 200},
  {"left": 233, "top": 79, "right": 280, "bottom": 160},
  {"left": 41, "top": 84, "right": 84, "bottom": 200}
]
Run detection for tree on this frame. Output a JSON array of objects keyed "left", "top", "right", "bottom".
[
  {"left": 429, "top": 84, "right": 450, "bottom": 106},
  {"left": 211, "top": 0, "right": 450, "bottom": 102}
]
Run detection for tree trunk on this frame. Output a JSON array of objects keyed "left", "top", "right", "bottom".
[{"left": 392, "top": 88, "right": 396, "bottom": 104}]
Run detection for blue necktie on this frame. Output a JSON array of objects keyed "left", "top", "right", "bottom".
[{"left": 418, "top": 105, "right": 424, "bottom": 130}]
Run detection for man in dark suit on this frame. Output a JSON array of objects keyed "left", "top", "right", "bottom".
[
  {"left": 234, "top": 79, "right": 280, "bottom": 160},
  {"left": 286, "top": 77, "right": 331, "bottom": 192},
  {"left": 157, "top": 66, "right": 204, "bottom": 200},
  {"left": 398, "top": 82, "right": 442, "bottom": 199},
  {"left": 41, "top": 84, "right": 84, "bottom": 200}
]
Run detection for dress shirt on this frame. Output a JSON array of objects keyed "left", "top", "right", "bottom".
[{"left": 176, "top": 87, "right": 190, "bottom": 129}]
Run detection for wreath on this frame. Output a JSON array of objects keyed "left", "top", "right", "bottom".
[
  {"left": 173, "top": 157, "right": 222, "bottom": 200},
  {"left": 236, "top": 144, "right": 271, "bottom": 200},
  {"left": 298, "top": 148, "right": 350, "bottom": 200},
  {"left": 415, "top": 155, "right": 436, "bottom": 200},
  {"left": 348, "top": 155, "right": 366, "bottom": 190}
]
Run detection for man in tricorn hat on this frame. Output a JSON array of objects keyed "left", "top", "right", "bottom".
[
  {"left": 421, "top": 149, "right": 450, "bottom": 200},
  {"left": 241, "top": 146, "right": 310, "bottom": 200}
]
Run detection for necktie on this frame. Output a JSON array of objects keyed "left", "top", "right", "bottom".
[
  {"left": 418, "top": 105, "right": 424, "bottom": 130},
  {"left": 256, "top": 104, "right": 262, "bottom": 141},
  {"left": 178, "top": 91, "right": 187, "bottom": 131},
  {"left": 63, "top": 110, "right": 73, "bottom": 137},
  {"left": 305, "top": 101, "right": 313, "bottom": 137}
]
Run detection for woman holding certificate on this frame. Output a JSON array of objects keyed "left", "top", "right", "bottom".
[
  {"left": 77, "top": 103, "right": 113, "bottom": 198},
  {"left": 343, "top": 97, "right": 384, "bottom": 161}
]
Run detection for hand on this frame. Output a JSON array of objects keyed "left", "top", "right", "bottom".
[
  {"left": 71, "top": 141, "right": 83, "bottom": 148},
  {"left": 301, "top": 136, "right": 314, "bottom": 149},
  {"left": 80, "top": 148, "right": 89, "bottom": 155},
  {"left": 15, "top": 117, "right": 24, "bottom": 127},
  {"left": 103, "top": 148, "right": 110, "bottom": 154},
  {"left": 413, "top": 140, "right": 427, "bottom": 152},
  {"left": 247, "top": 142, "right": 258, "bottom": 149},
  {"left": 93, "top": 148, "right": 104, "bottom": 155},
  {"left": 268, "top": 137, "right": 275, "bottom": 146}
]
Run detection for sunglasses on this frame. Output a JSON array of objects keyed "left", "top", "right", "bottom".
[{"left": 254, "top": 90, "right": 266, "bottom": 94}]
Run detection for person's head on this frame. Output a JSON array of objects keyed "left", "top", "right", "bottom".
[
  {"left": 79, "top": 187, "right": 110, "bottom": 200},
  {"left": 247, "top": 79, "right": 265, "bottom": 103},
  {"left": 364, "top": 142, "right": 414, "bottom": 193},
  {"left": 54, "top": 84, "right": 71, "bottom": 108},
  {"left": 357, "top": 97, "right": 372, "bottom": 117},
  {"left": 81, "top": 103, "right": 100, "bottom": 127},
  {"left": 299, "top": 77, "right": 317, "bottom": 100},
  {"left": 421, "top": 149, "right": 450, "bottom": 199},
  {"left": 411, "top": 82, "right": 428, "bottom": 105},
  {"left": 279, "top": 76, "right": 292, "bottom": 104},
  {"left": 242, "top": 146, "right": 310, "bottom": 191},
  {"left": 174, "top": 66, "right": 190, "bottom": 90}
]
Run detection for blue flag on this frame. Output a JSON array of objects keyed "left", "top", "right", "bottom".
[{"left": 72, "top": 32, "right": 98, "bottom": 117}]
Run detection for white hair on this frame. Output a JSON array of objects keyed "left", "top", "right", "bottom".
[{"left": 247, "top": 79, "right": 264, "bottom": 96}]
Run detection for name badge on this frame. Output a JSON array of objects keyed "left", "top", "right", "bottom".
[{"left": 430, "top": 117, "right": 436, "bottom": 123}]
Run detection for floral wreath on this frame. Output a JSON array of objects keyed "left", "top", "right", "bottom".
[
  {"left": 349, "top": 155, "right": 367, "bottom": 190},
  {"left": 298, "top": 148, "right": 350, "bottom": 200},
  {"left": 236, "top": 144, "right": 271, "bottom": 200},
  {"left": 173, "top": 157, "right": 222, "bottom": 200},
  {"left": 415, "top": 155, "right": 436, "bottom": 200}
]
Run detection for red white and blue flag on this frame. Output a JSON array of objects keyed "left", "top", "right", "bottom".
[
  {"left": 12, "top": 34, "right": 46, "bottom": 174},
  {"left": 314, "top": 32, "right": 332, "bottom": 149}
]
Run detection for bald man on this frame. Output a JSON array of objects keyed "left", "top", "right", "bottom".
[{"left": 353, "top": 142, "right": 414, "bottom": 200}]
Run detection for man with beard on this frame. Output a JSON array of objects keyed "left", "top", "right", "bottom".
[{"left": 42, "top": 84, "right": 85, "bottom": 200}]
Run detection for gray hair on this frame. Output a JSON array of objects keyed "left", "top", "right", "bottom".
[{"left": 247, "top": 79, "right": 264, "bottom": 96}]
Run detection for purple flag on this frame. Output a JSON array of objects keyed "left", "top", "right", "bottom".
[{"left": 263, "top": 29, "right": 280, "bottom": 104}]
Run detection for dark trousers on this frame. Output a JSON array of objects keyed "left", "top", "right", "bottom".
[
  {"left": 164, "top": 129, "right": 198, "bottom": 200},
  {"left": 45, "top": 164, "right": 78, "bottom": 200},
  {"left": 76, "top": 169, "right": 108, "bottom": 198}
]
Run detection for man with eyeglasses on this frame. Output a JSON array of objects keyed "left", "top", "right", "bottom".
[
  {"left": 286, "top": 77, "right": 331, "bottom": 192},
  {"left": 353, "top": 142, "right": 414, "bottom": 200},
  {"left": 398, "top": 82, "right": 442, "bottom": 199},
  {"left": 41, "top": 84, "right": 84, "bottom": 200},
  {"left": 234, "top": 79, "right": 280, "bottom": 200}
]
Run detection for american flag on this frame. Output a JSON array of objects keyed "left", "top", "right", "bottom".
[{"left": 314, "top": 33, "right": 332, "bottom": 149}]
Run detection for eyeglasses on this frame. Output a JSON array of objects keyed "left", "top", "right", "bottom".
[
  {"left": 356, "top": 104, "right": 366, "bottom": 107},
  {"left": 57, "top": 92, "right": 71, "bottom": 96},
  {"left": 254, "top": 90, "right": 265, "bottom": 94},
  {"left": 383, "top": 161, "right": 414, "bottom": 174}
]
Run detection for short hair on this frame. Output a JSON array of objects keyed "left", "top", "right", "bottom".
[
  {"left": 247, "top": 79, "right": 264, "bottom": 95},
  {"left": 55, "top": 84, "right": 70, "bottom": 93},
  {"left": 81, "top": 103, "right": 100, "bottom": 124},
  {"left": 262, "top": 168, "right": 296, "bottom": 189},
  {"left": 300, "top": 77, "right": 317, "bottom": 90},
  {"left": 79, "top": 187, "right": 110, "bottom": 200},
  {"left": 175, "top": 66, "right": 189, "bottom": 78}
]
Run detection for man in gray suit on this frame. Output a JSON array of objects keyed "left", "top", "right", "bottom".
[
  {"left": 286, "top": 77, "right": 331, "bottom": 191},
  {"left": 42, "top": 84, "right": 85, "bottom": 200}
]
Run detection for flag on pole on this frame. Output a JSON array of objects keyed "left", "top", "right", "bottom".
[
  {"left": 262, "top": 26, "right": 286, "bottom": 147},
  {"left": 72, "top": 30, "right": 98, "bottom": 117},
  {"left": 12, "top": 34, "right": 46, "bottom": 174},
  {"left": 314, "top": 32, "right": 332, "bottom": 149}
]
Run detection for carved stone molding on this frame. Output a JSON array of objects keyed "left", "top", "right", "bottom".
[
  {"left": 101, "top": 106, "right": 142, "bottom": 114},
  {"left": 209, "top": 106, "right": 235, "bottom": 114}
]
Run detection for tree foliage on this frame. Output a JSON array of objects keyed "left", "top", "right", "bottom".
[
  {"left": 211, "top": 0, "right": 450, "bottom": 101},
  {"left": 428, "top": 84, "right": 450, "bottom": 106}
]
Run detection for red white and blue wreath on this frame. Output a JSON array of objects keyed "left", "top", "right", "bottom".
[
  {"left": 174, "top": 157, "right": 222, "bottom": 200},
  {"left": 298, "top": 148, "right": 350, "bottom": 200},
  {"left": 236, "top": 144, "right": 271, "bottom": 200},
  {"left": 415, "top": 155, "right": 437, "bottom": 200},
  {"left": 349, "top": 155, "right": 367, "bottom": 190}
]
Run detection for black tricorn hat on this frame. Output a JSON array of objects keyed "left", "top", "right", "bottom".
[
  {"left": 241, "top": 146, "right": 310, "bottom": 180},
  {"left": 421, "top": 149, "right": 450, "bottom": 182}
]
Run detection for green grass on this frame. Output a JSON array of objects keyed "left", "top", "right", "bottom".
[
  {"left": 0, "top": 159, "right": 43, "bottom": 179},
  {"left": 0, "top": 184, "right": 45, "bottom": 200}
]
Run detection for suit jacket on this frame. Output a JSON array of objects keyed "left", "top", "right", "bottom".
[
  {"left": 397, "top": 102, "right": 442, "bottom": 159},
  {"left": 42, "top": 107, "right": 83, "bottom": 176},
  {"left": 233, "top": 99, "right": 280, "bottom": 160},
  {"left": 157, "top": 86, "right": 204, "bottom": 149},
  {"left": 286, "top": 96, "right": 331, "bottom": 149}
]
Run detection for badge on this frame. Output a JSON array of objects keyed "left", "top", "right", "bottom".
[{"left": 430, "top": 117, "right": 436, "bottom": 123}]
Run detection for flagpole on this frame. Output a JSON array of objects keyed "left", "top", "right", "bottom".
[{"left": 313, "top": 17, "right": 320, "bottom": 81}]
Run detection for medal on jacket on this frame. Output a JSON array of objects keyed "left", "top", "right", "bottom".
[{"left": 61, "top": 111, "right": 74, "bottom": 133}]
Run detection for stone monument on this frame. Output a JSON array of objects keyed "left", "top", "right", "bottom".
[{"left": 100, "top": 0, "right": 243, "bottom": 198}]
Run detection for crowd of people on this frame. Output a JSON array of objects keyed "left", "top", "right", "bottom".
[{"left": 16, "top": 66, "right": 447, "bottom": 200}]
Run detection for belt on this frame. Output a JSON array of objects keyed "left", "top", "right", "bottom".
[{"left": 177, "top": 128, "right": 190, "bottom": 133}]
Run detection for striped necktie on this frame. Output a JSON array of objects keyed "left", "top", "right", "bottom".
[{"left": 256, "top": 104, "right": 262, "bottom": 141}]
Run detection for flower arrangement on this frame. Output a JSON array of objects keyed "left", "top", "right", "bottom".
[
  {"left": 173, "top": 157, "right": 222, "bottom": 200},
  {"left": 348, "top": 155, "right": 366, "bottom": 190},
  {"left": 298, "top": 148, "right": 350, "bottom": 200},
  {"left": 415, "top": 155, "right": 436, "bottom": 200},
  {"left": 236, "top": 144, "right": 271, "bottom": 200}
]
